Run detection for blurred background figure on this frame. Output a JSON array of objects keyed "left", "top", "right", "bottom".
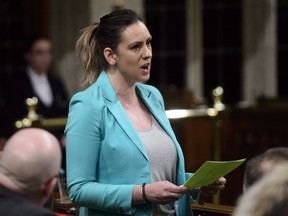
[
  {"left": 243, "top": 147, "right": 288, "bottom": 191},
  {"left": 234, "top": 162, "right": 288, "bottom": 216},
  {"left": 10, "top": 35, "right": 68, "bottom": 124},
  {"left": 0, "top": 128, "right": 62, "bottom": 216}
]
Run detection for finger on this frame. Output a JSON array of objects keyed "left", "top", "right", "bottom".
[
  {"left": 217, "top": 185, "right": 225, "bottom": 190},
  {"left": 201, "top": 184, "right": 224, "bottom": 196},
  {"left": 207, "top": 184, "right": 225, "bottom": 191},
  {"left": 177, "top": 186, "right": 190, "bottom": 193},
  {"left": 163, "top": 190, "right": 188, "bottom": 202},
  {"left": 215, "top": 177, "right": 227, "bottom": 185},
  {"left": 169, "top": 185, "right": 190, "bottom": 194}
]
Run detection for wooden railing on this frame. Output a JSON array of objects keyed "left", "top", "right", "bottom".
[{"left": 192, "top": 203, "right": 234, "bottom": 216}]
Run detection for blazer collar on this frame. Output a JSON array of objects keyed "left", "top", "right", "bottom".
[
  {"left": 137, "top": 87, "right": 175, "bottom": 140},
  {"left": 97, "top": 72, "right": 150, "bottom": 161},
  {"left": 97, "top": 71, "right": 154, "bottom": 104},
  {"left": 97, "top": 71, "right": 118, "bottom": 103},
  {"left": 96, "top": 71, "right": 177, "bottom": 162}
]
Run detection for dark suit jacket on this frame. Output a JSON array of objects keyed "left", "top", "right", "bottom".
[
  {"left": 0, "top": 185, "right": 56, "bottom": 216},
  {"left": 11, "top": 71, "right": 69, "bottom": 121}
]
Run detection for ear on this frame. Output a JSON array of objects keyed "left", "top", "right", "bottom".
[
  {"left": 43, "top": 176, "right": 57, "bottom": 197},
  {"left": 103, "top": 47, "right": 117, "bottom": 66},
  {"left": 37, "top": 176, "right": 58, "bottom": 206}
]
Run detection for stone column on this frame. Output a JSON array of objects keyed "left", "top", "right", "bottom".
[
  {"left": 242, "top": 0, "right": 277, "bottom": 101},
  {"left": 185, "top": 0, "right": 204, "bottom": 102},
  {"left": 49, "top": 0, "right": 90, "bottom": 97}
]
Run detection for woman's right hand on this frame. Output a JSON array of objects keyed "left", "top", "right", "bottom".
[{"left": 145, "top": 181, "right": 190, "bottom": 204}]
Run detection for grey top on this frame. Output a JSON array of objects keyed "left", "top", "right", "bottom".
[{"left": 137, "top": 116, "right": 178, "bottom": 216}]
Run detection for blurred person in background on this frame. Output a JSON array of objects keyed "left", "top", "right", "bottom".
[
  {"left": 10, "top": 35, "right": 68, "bottom": 125},
  {"left": 234, "top": 162, "right": 288, "bottom": 216},
  {"left": 243, "top": 147, "right": 288, "bottom": 191}
]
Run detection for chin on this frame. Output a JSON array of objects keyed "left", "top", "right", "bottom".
[{"left": 139, "top": 74, "right": 150, "bottom": 83}]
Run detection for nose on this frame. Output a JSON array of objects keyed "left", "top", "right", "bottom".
[{"left": 142, "top": 44, "right": 152, "bottom": 59}]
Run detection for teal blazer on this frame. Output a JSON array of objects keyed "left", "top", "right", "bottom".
[{"left": 65, "top": 72, "right": 195, "bottom": 216}]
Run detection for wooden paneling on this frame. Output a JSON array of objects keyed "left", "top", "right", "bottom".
[
  {"left": 171, "top": 116, "right": 215, "bottom": 172},
  {"left": 171, "top": 104, "right": 288, "bottom": 205}
]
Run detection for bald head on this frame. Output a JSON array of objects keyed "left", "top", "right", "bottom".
[{"left": 0, "top": 128, "right": 61, "bottom": 198}]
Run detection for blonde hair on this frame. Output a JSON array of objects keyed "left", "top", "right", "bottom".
[{"left": 76, "top": 23, "right": 101, "bottom": 85}]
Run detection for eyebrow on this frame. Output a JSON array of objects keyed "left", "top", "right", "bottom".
[
  {"left": 146, "top": 36, "right": 152, "bottom": 42},
  {"left": 128, "top": 36, "right": 152, "bottom": 46}
]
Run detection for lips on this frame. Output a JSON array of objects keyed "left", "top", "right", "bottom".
[{"left": 140, "top": 62, "right": 150, "bottom": 70}]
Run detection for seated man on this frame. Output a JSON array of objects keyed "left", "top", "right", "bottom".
[
  {"left": 243, "top": 147, "right": 288, "bottom": 191},
  {"left": 0, "top": 128, "right": 62, "bottom": 215}
]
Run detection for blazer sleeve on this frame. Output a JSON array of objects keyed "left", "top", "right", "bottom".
[{"left": 65, "top": 93, "right": 136, "bottom": 214}]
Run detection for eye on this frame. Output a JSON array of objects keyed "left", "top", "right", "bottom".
[
  {"left": 146, "top": 40, "right": 152, "bottom": 47},
  {"left": 131, "top": 44, "right": 140, "bottom": 51}
]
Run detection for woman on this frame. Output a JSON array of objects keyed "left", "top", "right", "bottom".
[
  {"left": 65, "top": 9, "right": 226, "bottom": 216},
  {"left": 13, "top": 35, "right": 68, "bottom": 119}
]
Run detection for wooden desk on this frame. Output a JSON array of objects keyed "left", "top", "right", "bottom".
[{"left": 192, "top": 203, "right": 234, "bottom": 216}]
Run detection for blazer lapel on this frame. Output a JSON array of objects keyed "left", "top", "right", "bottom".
[
  {"left": 138, "top": 86, "right": 186, "bottom": 176},
  {"left": 137, "top": 87, "right": 176, "bottom": 141},
  {"left": 97, "top": 72, "right": 149, "bottom": 161},
  {"left": 97, "top": 72, "right": 184, "bottom": 166}
]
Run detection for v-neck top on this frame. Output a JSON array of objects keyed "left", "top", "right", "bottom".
[{"left": 137, "top": 116, "right": 178, "bottom": 216}]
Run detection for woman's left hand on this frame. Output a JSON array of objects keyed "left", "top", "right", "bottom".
[{"left": 200, "top": 177, "right": 227, "bottom": 196}]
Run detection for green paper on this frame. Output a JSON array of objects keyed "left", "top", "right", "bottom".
[{"left": 184, "top": 158, "right": 246, "bottom": 189}]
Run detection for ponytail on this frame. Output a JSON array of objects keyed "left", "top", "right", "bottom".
[{"left": 76, "top": 23, "right": 101, "bottom": 86}]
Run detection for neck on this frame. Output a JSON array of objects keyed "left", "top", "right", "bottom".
[
  {"left": 107, "top": 70, "right": 138, "bottom": 105},
  {"left": 28, "top": 66, "right": 47, "bottom": 76},
  {"left": 0, "top": 171, "right": 22, "bottom": 194},
  {"left": 0, "top": 172, "right": 43, "bottom": 205},
  {"left": 25, "top": 193, "right": 44, "bottom": 206}
]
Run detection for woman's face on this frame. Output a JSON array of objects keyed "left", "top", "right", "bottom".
[
  {"left": 114, "top": 21, "right": 152, "bottom": 83},
  {"left": 26, "top": 39, "right": 52, "bottom": 74}
]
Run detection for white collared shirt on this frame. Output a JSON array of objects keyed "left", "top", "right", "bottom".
[{"left": 27, "top": 67, "right": 53, "bottom": 107}]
